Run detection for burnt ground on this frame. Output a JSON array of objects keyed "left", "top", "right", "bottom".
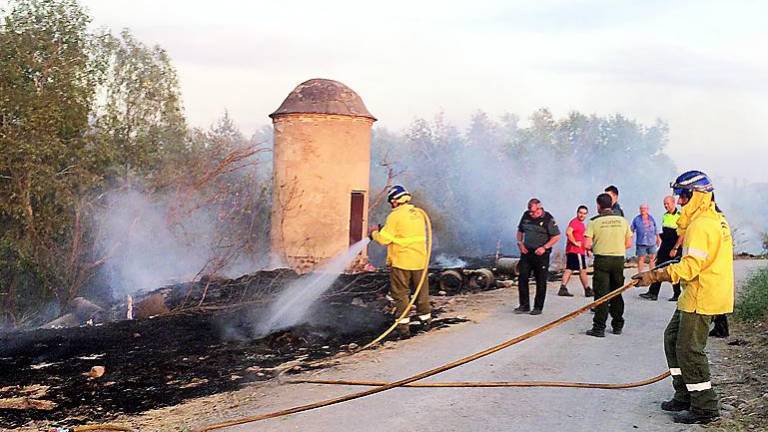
[
  {"left": 0, "top": 304, "right": 382, "bottom": 428},
  {"left": 0, "top": 269, "right": 481, "bottom": 430}
]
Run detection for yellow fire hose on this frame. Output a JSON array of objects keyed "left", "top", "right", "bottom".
[
  {"left": 66, "top": 208, "right": 433, "bottom": 432},
  {"left": 288, "top": 372, "right": 671, "bottom": 390},
  {"left": 70, "top": 426, "right": 134, "bottom": 432},
  {"left": 197, "top": 278, "right": 656, "bottom": 431},
  {"left": 77, "top": 213, "right": 669, "bottom": 432}
]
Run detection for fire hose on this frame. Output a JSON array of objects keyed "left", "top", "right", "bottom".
[
  {"left": 52, "top": 425, "right": 133, "bottom": 432},
  {"left": 197, "top": 276, "right": 670, "bottom": 431},
  {"left": 75, "top": 223, "right": 673, "bottom": 431},
  {"left": 287, "top": 372, "right": 670, "bottom": 389},
  {"left": 61, "top": 208, "right": 434, "bottom": 432}
]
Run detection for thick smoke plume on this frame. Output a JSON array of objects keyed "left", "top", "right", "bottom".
[
  {"left": 96, "top": 118, "right": 273, "bottom": 298},
  {"left": 369, "top": 109, "right": 679, "bottom": 262},
  {"left": 98, "top": 189, "right": 222, "bottom": 296}
]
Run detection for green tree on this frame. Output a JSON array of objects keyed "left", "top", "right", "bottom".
[
  {"left": 94, "top": 29, "right": 187, "bottom": 182},
  {"left": 0, "top": 1, "right": 191, "bottom": 324},
  {"left": 0, "top": 0, "right": 108, "bottom": 321}
]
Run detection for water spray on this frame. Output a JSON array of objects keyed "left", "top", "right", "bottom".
[{"left": 255, "top": 238, "right": 372, "bottom": 336}]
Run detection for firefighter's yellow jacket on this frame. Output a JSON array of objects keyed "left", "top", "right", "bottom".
[
  {"left": 667, "top": 192, "right": 734, "bottom": 315},
  {"left": 372, "top": 204, "right": 427, "bottom": 270}
]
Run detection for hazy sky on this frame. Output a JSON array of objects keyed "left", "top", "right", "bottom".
[{"left": 71, "top": 1, "right": 768, "bottom": 182}]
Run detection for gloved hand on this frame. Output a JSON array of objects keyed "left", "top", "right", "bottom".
[
  {"left": 631, "top": 268, "right": 672, "bottom": 286},
  {"left": 368, "top": 224, "right": 381, "bottom": 239}
]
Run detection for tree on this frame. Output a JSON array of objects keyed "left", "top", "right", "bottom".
[
  {"left": 0, "top": 0, "right": 108, "bottom": 321},
  {"left": 0, "top": 1, "right": 193, "bottom": 324},
  {"left": 93, "top": 29, "right": 187, "bottom": 182}
]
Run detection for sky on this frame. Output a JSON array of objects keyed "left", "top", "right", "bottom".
[{"left": 55, "top": 1, "right": 768, "bottom": 182}]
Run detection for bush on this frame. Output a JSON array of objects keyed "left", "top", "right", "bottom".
[{"left": 735, "top": 266, "right": 768, "bottom": 322}]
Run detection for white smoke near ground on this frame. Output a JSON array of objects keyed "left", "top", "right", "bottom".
[
  {"left": 97, "top": 186, "right": 269, "bottom": 298},
  {"left": 434, "top": 254, "right": 468, "bottom": 268},
  {"left": 95, "top": 118, "right": 274, "bottom": 298},
  {"left": 98, "top": 189, "right": 219, "bottom": 296}
]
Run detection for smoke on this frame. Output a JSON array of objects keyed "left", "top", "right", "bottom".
[
  {"left": 96, "top": 186, "right": 269, "bottom": 298},
  {"left": 369, "top": 110, "right": 680, "bottom": 261},
  {"left": 434, "top": 254, "right": 468, "bottom": 268},
  {"left": 714, "top": 180, "right": 768, "bottom": 254},
  {"left": 97, "top": 189, "right": 214, "bottom": 296}
]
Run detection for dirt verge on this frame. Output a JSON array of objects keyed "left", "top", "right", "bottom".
[{"left": 707, "top": 319, "right": 768, "bottom": 431}]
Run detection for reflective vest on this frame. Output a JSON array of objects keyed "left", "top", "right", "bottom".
[
  {"left": 372, "top": 204, "right": 428, "bottom": 270},
  {"left": 660, "top": 210, "right": 681, "bottom": 242},
  {"left": 668, "top": 206, "right": 734, "bottom": 315},
  {"left": 662, "top": 210, "right": 681, "bottom": 229}
]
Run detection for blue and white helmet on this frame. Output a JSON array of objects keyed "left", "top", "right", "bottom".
[
  {"left": 670, "top": 170, "right": 714, "bottom": 196},
  {"left": 387, "top": 185, "right": 411, "bottom": 203}
]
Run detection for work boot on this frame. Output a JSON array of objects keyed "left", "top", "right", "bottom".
[
  {"left": 612, "top": 327, "right": 623, "bottom": 335},
  {"left": 639, "top": 292, "right": 658, "bottom": 301},
  {"left": 529, "top": 308, "right": 542, "bottom": 315},
  {"left": 558, "top": 286, "right": 574, "bottom": 297},
  {"left": 395, "top": 324, "right": 410, "bottom": 339},
  {"left": 417, "top": 313, "right": 433, "bottom": 331},
  {"left": 673, "top": 409, "right": 719, "bottom": 424},
  {"left": 513, "top": 306, "right": 531, "bottom": 314},
  {"left": 586, "top": 328, "right": 605, "bottom": 338},
  {"left": 660, "top": 399, "right": 690, "bottom": 412},
  {"left": 584, "top": 287, "right": 593, "bottom": 297}
]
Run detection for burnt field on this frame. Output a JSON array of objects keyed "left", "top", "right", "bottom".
[{"left": 0, "top": 269, "right": 481, "bottom": 429}]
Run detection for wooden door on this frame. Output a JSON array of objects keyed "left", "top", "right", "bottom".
[{"left": 349, "top": 192, "right": 365, "bottom": 246}]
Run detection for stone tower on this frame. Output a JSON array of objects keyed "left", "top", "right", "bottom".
[{"left": 269, "top": 79, "right": 376, "bottom": 272}]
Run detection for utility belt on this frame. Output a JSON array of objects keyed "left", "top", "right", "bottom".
[
  {"left": 660, "top": 226, "right": 679, "bottom": 243},
  {"left": 593, "top": 254, "right": 625, "bottom": 262},
  {"left": 522, "top": 247, "right": 551, "bottom": 256}
]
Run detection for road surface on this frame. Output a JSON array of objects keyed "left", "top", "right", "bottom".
[{"left": 187, "top": 260, "right": 764, "bottom": 432}]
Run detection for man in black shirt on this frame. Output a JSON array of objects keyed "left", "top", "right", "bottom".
[
  {"left": 515, "top": 198, "right": 561, "bottom": 315},
  {"left": 604, "top": 185, "right": 624, "bottom": 217}
]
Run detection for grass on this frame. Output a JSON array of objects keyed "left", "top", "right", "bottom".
[{"left": 735, "top": 265, "right": 768, "bottom": 322}]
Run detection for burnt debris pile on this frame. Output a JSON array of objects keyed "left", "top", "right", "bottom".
[{"left": 0, "top": 267, "right": 490, "bottom": 428}]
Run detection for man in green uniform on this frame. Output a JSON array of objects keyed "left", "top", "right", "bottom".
[
  {"left": 633, "top": 170, "right": 734, "bottom": 424},
  {"left": 583, "top": 193, "right": 633, "bottom": 337}
]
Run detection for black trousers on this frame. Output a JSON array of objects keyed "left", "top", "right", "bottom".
[
  {"left": 649, "top": 238, "right": 681, "bottom": 297},
  {"left": 592, "top": 255, "right": 625, "bottom": 331},
  {"left": 518, "top": 250, "right": 550, "bottom": 310}
]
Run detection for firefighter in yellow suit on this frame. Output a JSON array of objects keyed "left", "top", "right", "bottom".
[
  {"left": 633, "top": 170, "right": 734, "bottom": 424},
  {"left": 369, "top": 185, "right": 430, "bottom": 337}
]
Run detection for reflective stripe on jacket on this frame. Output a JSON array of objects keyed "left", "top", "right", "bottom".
[
  {"left": 372, "top": 204, "right": 428, "bottom": 270},
  {"left": 668, "top": 195, "right": 734, "bottom": 315}
]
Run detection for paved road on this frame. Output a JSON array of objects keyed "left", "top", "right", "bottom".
[{"left": 207, "top": 260, "right": 764, "bottom": 432}]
